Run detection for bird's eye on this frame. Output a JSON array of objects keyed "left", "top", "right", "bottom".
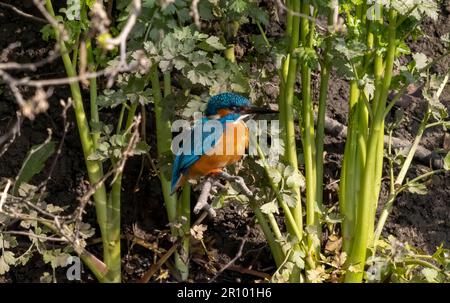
[{"left": 231, "top": 106, "right": 238, "bottom": 111}]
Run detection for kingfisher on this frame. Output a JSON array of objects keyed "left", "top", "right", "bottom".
[{"left": 170, "top": 92, "right": 278, "bottom": 195}]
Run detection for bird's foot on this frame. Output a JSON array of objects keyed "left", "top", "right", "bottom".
[
  {"left": 217, "top": 171, "right": 253, "bottom": 198},
  {"left": 193, "top": 177, "right": 216, "bottom": 217}
]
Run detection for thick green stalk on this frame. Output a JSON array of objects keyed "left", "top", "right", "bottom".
[
  {"left": 299, "top": 2, "right": 319, "bottom": 255},
  {"left": 339, "top": 81, "right": 360, "bottom": 255},
  {"left": 315, "top": 2, "right": 336, "bottom": 223},
  {"left": 250, "top": 201, "right": 284, "bottom": 267},
  {"left": 45, "top": 0, "right": 110, "bottom": 269},
  {"left": 176, "top": 184, "right": 191, "bottom": 280},
  {"left": 166, "top": 71, "right": 190, "bottom": 281},
  {"left": 107, "top": 176, "right": 121, "bottom": 282},
  {"left": 280, "top": 0, "right": 303, "bottom": 233},
  {"left": 104, "top": 105, "right": 141, "bottom": 283},
  {"left": 86, "top": 39, "right": 100, "bottom": 148},
  {"left": 256, "top": 144, "right": 303, "bottom": 242},
  {"left": 150, "top": 64, "right": 177, "bottom": 224},
  {"left": 345, "top": 9, "right": 397, "bottom": 283},
  {"left": 374, "top": 71, "right": 449, "bottom": 247}
]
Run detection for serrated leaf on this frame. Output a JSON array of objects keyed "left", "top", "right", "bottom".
[
  {"left": 444, "top": 152, "right": 450, "bottom": 171},
  {"left": 292, "top": 250, "right": 305, "bottom": 269},
  {"left": 422, "top": 268, "right": 438, "bottom": 282},
  {"left": 260, "top": 201, "right": 279, "bottom": 215},
  {"left": 282, "top": 193, "right": 297, "bottom": 208},
  {"left": 267, "top": 167, "right": 282, "bottom": 184},
  {"left": 13, "top": 140, "right": 55, "bottom": 195},
  {"left": 407, "top": 182, "right": 428, "bottom": 195},
  {"left": 286, "top": 172, "right": 305, "bottom": 190},
  {"left": 412, "top": 53, "right": 429, "bottom": 70},
  {"left": 205, "top": 36, "right": 225, "bottom": 50}
]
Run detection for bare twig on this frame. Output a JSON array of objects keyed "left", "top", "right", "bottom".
[
  {"left": 2, "top": 230, "right": 67, "bottom": 242},
  {"left": 139, "top": 210, "right": 209, "bottom": 283},
  {"left": 209, "top": 226, "right": 250, "bottom": 283},
  {"left": 0, "top": 111, "right": 23, "bottom": 157},
  {"left": 105, "top": 0, "right": 142, "bottom": 69},
  {"left": 0, "top": 180, "right": 12, "bottom": 212},
  {"left": 323, "top": 115, "right": 444, "bottom": 169},
  {"left": 0, "top": 44, "right": 61, "bottom": 71},
  {"left": 37, "top": 99, "right": 72, "bottom": 203},
  {"left": 274, "top": 0, "right": 327, "bottom": 32},
  {"left": 1, "top": 42, "right": 21, "bottom": 62},
  {"left": 190, "top": 0, "right": 200, "bottom": 29},
  {"left": 0, "top": 2, "right": 47, "bottom": 23},
  {"left": 73, "top": 116, "right": 142, "bottom": 238}
]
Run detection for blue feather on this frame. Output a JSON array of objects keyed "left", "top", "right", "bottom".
[
  {"left": 205, "top": 93, "right": 250, "bottom": 116},
  {"left": 171, "top": 113, "right": 241, "bottom": 193}
]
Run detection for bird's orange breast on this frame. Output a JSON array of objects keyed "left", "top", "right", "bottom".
[{"left": 188, "top": 120, "right": 248, "bottom": 178}]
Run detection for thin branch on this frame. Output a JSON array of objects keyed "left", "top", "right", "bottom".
[
  {"left": 0, "top": 2, "right": 47, "bottom": 23},
  {"left": 0, "top": 180, "right": 12, "bottom": 212},
  {"left": 0, "top": 44, "right": 61, "bottom": 71},
  {"left": 209, "top": 226, "right": 250, "bottom": 283},
  {"left": 0, "top": 111, "right": 23, "bottom": 157},
  {"left": 105, "top": 0, "right": 142, "bottom": 69},
  {"left": 274, "top": 0, "right": 327, "bottom": 32},
  {"left": 2, "top": 230, "right": 67, "bottom": 242}
]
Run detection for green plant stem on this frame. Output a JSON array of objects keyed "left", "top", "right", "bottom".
[
  {"left": 251, "top": 201, "right": 284, "bottom": 267},
  {"left": 150, "top": 64, "right": 177, "bottom": 224},
  {"left": 224, "top": 45, "right": 236, "bottom": 63},
  {"left": 86, "top": 39, "right": 100, "bottom": 148},
  {"left": 176, "top": 183, "right": 191, "bottom": 280},
  {"left": 256, "top": 144, "right": 303, "bottom": 242},
  {"left": 315, "top": 1, "right": 336, "bottom": 228},
  {"left": 281, "top": 0, "right": 303, "bottom": 234},
  {"left": 340, "top": 81, "right": 360, "bottom": 254},
  {"left": 373, "top": 71, "right": 449, "bottom": 248},
  {"left": 267, "top": 213, "right": 283, "bottom": 241},
  {"left": 107, "top": 174, "right": 121, "bottom": 282},
  {"left": 256, "top": 21, "right": 270, "bottom": 47},
  {"left": 45, "top": 0, "right": 110, "bottom": 272},
  {"left": 116, "top": 103, "right": 126, "bottom": 134},
  {"left": 345, "top": 9, "right": 397, "bottom": 283},
  {"left": 300, "top": 1, "right": 319, "bottom": 257}
]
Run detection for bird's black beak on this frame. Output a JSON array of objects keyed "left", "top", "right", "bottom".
[{"left": 242, "top": 106, "right": 279, "bottom": 115}]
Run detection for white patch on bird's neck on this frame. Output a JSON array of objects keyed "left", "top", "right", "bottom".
[
  {"left": 208, "top": 114, "right": 222, "bottom": 120},
  {"left": 235, "top": 114, "right": 250, "bottom": 122}
]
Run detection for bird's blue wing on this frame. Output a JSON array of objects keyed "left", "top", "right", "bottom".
[
  {"left": 170, "top": 114, "right": 242, "bottom": 193},
  {"left": 171, "top": 118, "right": 222, "bottom": 193}
]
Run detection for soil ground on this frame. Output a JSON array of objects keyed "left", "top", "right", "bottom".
[{"left": 0, "top": 0, "right": 449, "bottom": 282}]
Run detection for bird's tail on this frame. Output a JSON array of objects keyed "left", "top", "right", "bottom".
[{"left": 170, "top": 174, "right": 185, "bottom": 195}]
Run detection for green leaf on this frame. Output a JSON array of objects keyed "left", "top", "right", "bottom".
[
  {"left": 282, "top": 193, "right": 297, "bottom": 208},
  {"left": 292, "top": 250, "right": 305, "bottom": 269},
  {"left": 13, "top": 140, "right": 55, "bottom": 195},
  {"left": 204, "top": 36, "right": 226, "bottom": 50},
  {"left": 267, "top": 167, "right": 282, "bottom": 184},
  {"left": 260, "top": 201, "right": 279, "bottom": 215},
  {"left": 407, "top": 182, "right": 428, "bottom": 195},
  {"left": 229, "top": 0, "right": 248, "bottom": 13},
  {"left": 444, "top": 152, "right": 450, "bottom": 171},
  {"left": 60, "top": 0, "right": 81, "bottom": 21},
  {"left": 412, "top": 52, "right": 429, "bottom": 70},
  {"left": 40, "top": 24, "right": 55, "bottom": 41},
  {"left": 134, "top": 141, "right": 150, "bottom": 155},
  {"left": 286, "top": 172, "right": 305, "bottom": 190},
  {"left": 0, "top": 251, "right": 15, "bottom": 275},
  {"left": 334, "top": 38, "right": 367, "bottom": 60},
  {"left": 422, "top": 268, "right": 438, "bottom": 282}
]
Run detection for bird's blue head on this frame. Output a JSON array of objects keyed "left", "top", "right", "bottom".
[
  {"left": 205, "top": 92, "right": 278, "bottom": 118},
  {"left": 205, "top": 93, "right": 251, "bottom": 117}
]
